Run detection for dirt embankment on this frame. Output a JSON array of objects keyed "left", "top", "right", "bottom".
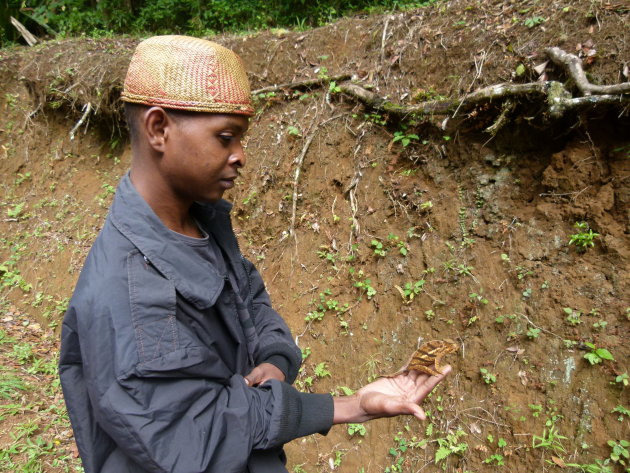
[{"left": 0, "top": 1, "right": 628, "bottom": 471}]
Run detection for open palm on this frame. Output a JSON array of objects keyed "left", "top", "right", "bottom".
[{"left": 355, "top": 366, "right": 452, "bottom": 421}]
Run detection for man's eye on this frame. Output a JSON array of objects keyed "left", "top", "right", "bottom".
[{"left": 218, "top": 134, "right": 233, "bottom": 143}]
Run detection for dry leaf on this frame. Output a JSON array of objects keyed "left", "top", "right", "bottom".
[
  {"left": 534, "top": 61, "right": 548, "bottom": 75},
  {"left": 551, "top": 456, "right": 567, "bottom": 468},
  {"left": 518, "top": 370, "right": 529, "bottom": 386},
  {"left": 506, "top": 346, "right": 525, "bottom": 355},
  {"left": 474, "top": 444, "right": 489, "bottom": 453},
  {"left": 623, "top": 64, "right": 629, "bottom": 79},
  {"left": 469, "top": 422, "right": 482, "bottom": 434}
]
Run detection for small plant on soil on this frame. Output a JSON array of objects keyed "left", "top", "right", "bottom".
[
  {"left": 568, "top": 221, "right": 599, "bottom": 252},
  {"left": 435, "top": 429, "right": 468, "bottom": 465},
  {"left": 583, "top": 342, "right": 614, "bottom": 365},
  {"left": 354, "top": 278, "right": 376, "bottom": 300},
  {"left": 614, "top": 373, "right": 629, "bottom": 387},
  {"left": 370, "top": 239, "right": 387, "bottom": 257},
  {"left": 479, "top": 368, "right": 496, "bottom": 384},
  {"left": 483, "top": 453, "right": 505, "bottom": 466},
  {"left": 394, "top": 280, "right": 425, "bottom": 304},
  {"left": 568, "top": 439, "right": 630, "bottom": 473},
  {"left": 612, "top": 405, "right": 630, "bottom": 421},
  {"left": 347, "top": 423, "right": 366, "bottom": 437},
  {"left": 529, "top": 404, "right": 543, "bottom": 418},
  {"left": 316, "top": 246, "right": 338, "bottom": 269},
  {"left": 607, "top": 440, "right": 629, "bottom": 469},
  {"left": 532, "top": 416, "right": 567, "bottom": 453},
  {"left": 314, "top": 362, "right": 331, "bottom": 378},
  {"left": 564, "top": 307, "right": 582, "bottom": 325},
  {"left": 526, "top": 327, "right": 541, "bottom": 339},
  {"left": 392, "top": 130, "right": 419, "bottom": 148},
  {"left": 387, "top": 233, "right": 409, "bottom": 256}
]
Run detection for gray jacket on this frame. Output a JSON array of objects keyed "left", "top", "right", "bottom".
[{"left": 59, "top": 174, "right": 333, "bottom": 473}]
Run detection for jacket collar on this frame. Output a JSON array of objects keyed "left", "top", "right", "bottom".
[{"left": 110, "top": 173, "right": 233, "bottom": 310}]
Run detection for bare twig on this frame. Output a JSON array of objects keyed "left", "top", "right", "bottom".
[
  {"left": 252, "top": 74, "right": 352, "bottom": 96},
  {"left": 516, "top": 312, "right": 564, "bottom": 340},
  {"left": 289, "top": 114, "right": 345, "bottom": 237},
  {"left": 379, "top": 16, "right": 392, "bottom": 71},
  {"left": 69, "top": 102, "right": 92, "bottom": 140}
]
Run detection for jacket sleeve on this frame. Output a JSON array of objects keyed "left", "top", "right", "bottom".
[
  {"left": 243, "top": 257, "right": 303, "bottom": 384},
  {"left": 61, "top": 248, "right": 333, "bottom": 473}
]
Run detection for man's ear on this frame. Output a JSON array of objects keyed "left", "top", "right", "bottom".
[{"left": 143, "top": 107, "right": 171, "bottom": 153}]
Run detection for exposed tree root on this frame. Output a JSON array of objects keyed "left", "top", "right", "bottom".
[
  {"left": 545, "top": 47, "right": 630, "bottom": 96},
  {"left": 253, "top": 47, "right": 629, "bottom": 126},
  {"left": 339, "top": 80, "right": 629, "bottom": 121}
]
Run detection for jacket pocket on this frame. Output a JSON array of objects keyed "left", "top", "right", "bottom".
[{"left": 127, "top": 250, "right": 179, "bottom": 363}]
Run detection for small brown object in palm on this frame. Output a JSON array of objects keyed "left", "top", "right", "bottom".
[{"left": 381, "top": 339, "right": 458, "bottom": 378}]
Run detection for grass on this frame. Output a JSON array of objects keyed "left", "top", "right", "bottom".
[{"left": 0, "top": 316, "right": 81, "bottom": 472}]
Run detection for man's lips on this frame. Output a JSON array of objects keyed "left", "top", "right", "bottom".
[{"left": 220, "top": 176, "right": 237, "bottom": 188}]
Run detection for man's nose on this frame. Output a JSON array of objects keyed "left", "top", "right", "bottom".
[{"left": 230, "top": 142, "right": 246, "bottom": 168}]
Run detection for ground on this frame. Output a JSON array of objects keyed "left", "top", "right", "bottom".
[{"left": 0, "top": 0, "right": 628, "bottom": 471}]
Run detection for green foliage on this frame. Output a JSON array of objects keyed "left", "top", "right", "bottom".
[
  {"left": 615, "top": 373, "right": 629, "bottom": 387},
  {"left": 314, "top": 362, "right": 331, "bottom": 378},
  {"left": 612, "top": 405, "right": 630, "bottom": 421},
  {"left": 523, "top": 16, "right": 545, "bottom": 28},
  {"left": 583, "top": 342, "right": 614, "bottom": 365},
  {"left": 370, "top": 239, "right": 387, "bottom": 257},
  {"left": 392, "top": 130, "right": 420, "bottom": 148},
  {"left": 479, "top": 368, "right": 496, "bottom": 384},
  {"left": 564, "top": 307, "right": 582, "bottom": 325},
  {"left": 483, "top": 454, "right": 504, "bottom": 465},
  {"left": 435, "top": 429, "right": 468, "bottom": 464},
  {"left": 354, "top": 278, "right": 376, "bottom": 299},
  {"left": 394, "top": 280, "right": 425, "bottom": 304},
  {"left": 532, "top": 420, "right": 567, "bottom": 453},
  {"left": 569, "top": 221, "right": 599, "bottom": 252},
  {"left": 347, "top": 423, "right": 366, "bottom": 437},
  {"left": 607, "top": 440, "right": 629, "bottom": 467},
  {"left": 2, "top": 0, "right": 441, "bottom": 46}
]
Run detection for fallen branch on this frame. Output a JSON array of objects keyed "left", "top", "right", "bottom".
[
  {"left": 545, "top": 47, "right": 630, "bottom": 96},
  {"left": 10, "top": 16, "right": 38, "bottom": 46}
]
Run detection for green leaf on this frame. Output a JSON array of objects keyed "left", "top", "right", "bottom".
[
  {"left": 595, "top": 348, "right": 614, "bottom": 361},
  {"left": 435, "top": 446, "right": 451, "bottom": 463},
  {"left": 515, "top": 63, "right": 526, "bottom": 76}
]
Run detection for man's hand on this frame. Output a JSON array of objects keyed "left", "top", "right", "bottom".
[
  {"left": 333, "top": 366, "right": 451, "bottom": 424},
  {"left": 244, "top": 363, "right": 286, "bottom": 386}
]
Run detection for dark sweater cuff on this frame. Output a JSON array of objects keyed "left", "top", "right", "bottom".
[
  {"left": 295, "top": 391, "right": 334, "bottom": 437},
  {"left": 257, "top": 342, "right": 302, "bottom": 384},
  {"left": 262, "top": 354, "right": 291, "bottom": 381},
  {"left": 276, "top": 383, "right": 333, "bottom": 445}
]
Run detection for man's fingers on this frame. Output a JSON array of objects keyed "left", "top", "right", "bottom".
[{"left": 244, "top": 368, "right": 262, "bottom": 386}]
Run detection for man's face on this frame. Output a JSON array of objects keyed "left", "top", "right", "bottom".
[{"left": 160, "top": 112, "right": 249, "bottom": 203}]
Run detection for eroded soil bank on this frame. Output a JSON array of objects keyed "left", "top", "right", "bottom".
[{"left": 0, "top": 0, "right": 628, "bottom": 471}]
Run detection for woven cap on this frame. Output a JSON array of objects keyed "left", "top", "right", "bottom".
[{"left": 121, "top": 35, "right": 254, "bottom": 116}]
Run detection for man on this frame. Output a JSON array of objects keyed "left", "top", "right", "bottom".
[{"left": 59, "top": 35, "right": 451, "bottom": 473}]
